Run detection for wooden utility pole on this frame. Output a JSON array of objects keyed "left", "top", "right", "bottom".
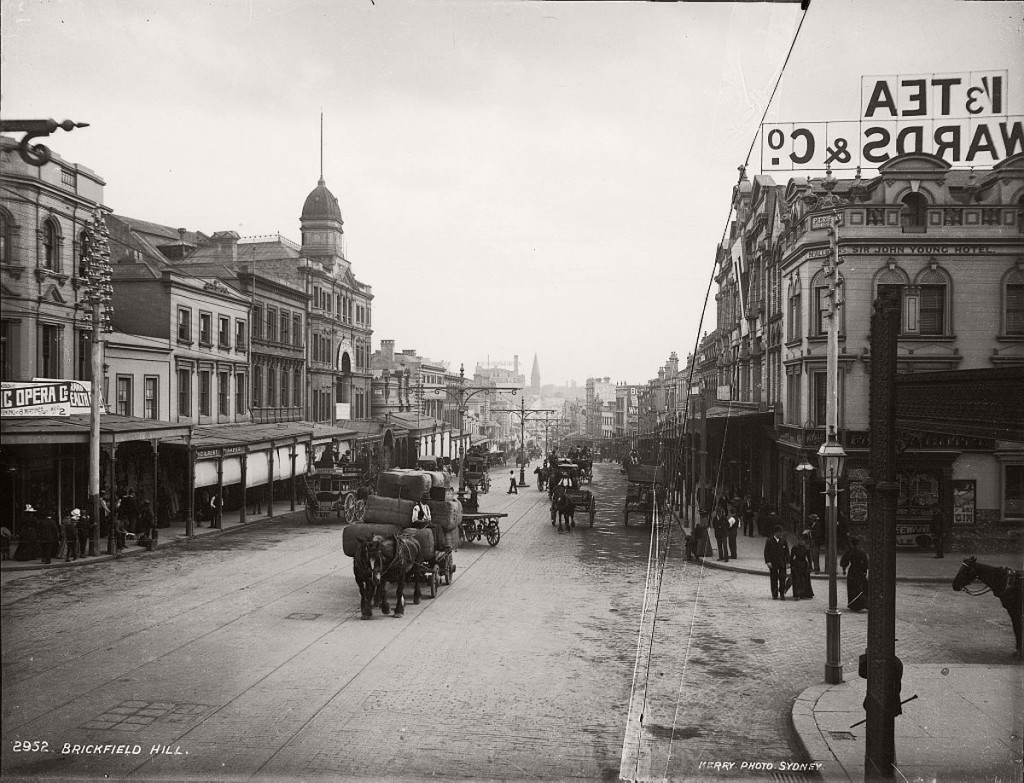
[{"left": 865, "top": 285, "right": 902, "bottom": 779}]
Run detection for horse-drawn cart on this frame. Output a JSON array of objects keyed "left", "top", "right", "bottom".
[
  {"left": 459, "top": 512, "right": 507, "bottom": 546},
  {"left": 459, "top": 454, "right": 491, "bottom": 494},
  {"left": 303, "top": 466, "right": 366, "bottom": 524},
  {"left": 548, "top": 461, "right": 597, "bottom": 526},
  {"left": 578, "top": 456, "right": 594, "bottom": 485},
  {"left": 410, "top": 525, "right": 456, "bottom": 597},
  {"left": 623, "top": 463, "right": 667, "bottom": 525}
]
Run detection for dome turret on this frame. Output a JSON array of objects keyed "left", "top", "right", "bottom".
[{"left": 301, "top": 176, "right": 343, "bottom": 223}]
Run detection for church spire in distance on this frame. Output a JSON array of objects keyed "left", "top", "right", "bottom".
[{"left": 531, "top": 353, "right": 541, "bottom": 395}]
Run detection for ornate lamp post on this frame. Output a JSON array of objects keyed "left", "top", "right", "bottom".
[
  {"left": 817, "top": 425, "right": 847, "bottom": 684},
  {"left": 81, "top": 209, "right": 114, "bottom": 555},
  {"left": 492, "top": 398, "right": 554, "bottom": 487},
  {"left": 795, "top": 455, "right": 815, "bottom": 534}
]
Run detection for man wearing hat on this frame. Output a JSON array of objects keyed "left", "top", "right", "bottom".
[
  {"left": 61, "top": 509, "right": 81, "bottom": 562},
  {"left": 806, "top": 513, "right": 822, "bottom": 574},
  {"left": 36, "top": 512, "right": 60, "bottom": 565}
]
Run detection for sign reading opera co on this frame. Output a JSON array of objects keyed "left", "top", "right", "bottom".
[
  {"left": 1, "top": 380, "right": 94, "bottom": 418},
  {"left": 762, "top": 70, "right": 1023, "bottom": 171}
]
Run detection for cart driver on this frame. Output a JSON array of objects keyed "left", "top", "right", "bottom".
[{"left": 411, "top": 500, "right": 432, "bottom": 527}]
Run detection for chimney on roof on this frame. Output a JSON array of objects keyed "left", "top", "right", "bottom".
[
  {"left": 178, "top": 228, "right": 187, "bottom": 246},
  {"left": 381, "top": 339, "right": 395, "bottom": 365},
  {"left": 211, "top": 231, "right": 240, "bottom": 264}
]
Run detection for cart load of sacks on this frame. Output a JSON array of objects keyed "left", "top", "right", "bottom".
[{"left": 341, "top": 469, "right": 461, "bottom": 558}]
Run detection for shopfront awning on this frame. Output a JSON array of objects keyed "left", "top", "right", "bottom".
[{"left": 1, "top": 413, "right": 191, "bottom": 446}]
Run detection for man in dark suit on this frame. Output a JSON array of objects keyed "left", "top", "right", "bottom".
[{"left": 764, "top": 524, "right": 790, "bottom": 600}]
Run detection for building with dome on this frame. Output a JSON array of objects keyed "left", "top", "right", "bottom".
[{"left": 159, "top": 173, "right": 375, "bottom": 424}]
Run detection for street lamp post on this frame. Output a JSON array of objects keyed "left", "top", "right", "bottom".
[
  {"left": 491, "top": 398, "right": 555, "bottom": 487},
  {"left": 818, "top": 425, "right": 847, "bottom": 684},
  {"left": 796, "top": 456, "right": 814, "bottom": 535}
]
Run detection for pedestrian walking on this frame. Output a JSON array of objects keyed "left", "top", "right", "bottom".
[
  {"left": 806, "top": 513, "right": 822, "bottom": 573},
  {"left": 712, "top": 510, "right": 730, "bottom": 562},
  {"left": 120, "top": 488, "right": 139, "bottom": 534},
  {"left": 764, "top": 525, "right": 790, "bottom": 600},
  {"left": 840, "top": 536, "right": 869, "bottom": 612},
  {"left": 37, "top": 514, "right": 60, "bottom": 564},
  {"left": 77, "top": 507, "right": 93, "bottom": 557},
  {"left": 61, "top": 509, "right": 81, "bottom": 562},
  {"left": 727, "top": 507, "right": 739, "bottom": 559},
  {"left": 138, "top": 499, "right": 157, "bottom": 551},
  {"left": 250, "top": 484, "right": 265, "bottom": 515},
  {"left": 790, "top": 534, "right": 815, "bottom": 599},
  {"left": 507, "top": 471, "right": 518, "bottom": 494},
  {"left": 930, "top": 503, "right": 945, "bottom": 558},
  {"left": 742, "top": 495, "right": 756, "bottom": 537},
  {"left": 13, "top": 505, "right": 40, "bottom": 562},
  {"left": 836, "top": 509, "right": 850, "bottom": 552}
]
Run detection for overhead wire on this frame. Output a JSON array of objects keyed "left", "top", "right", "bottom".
[{"left": 615, "top": 5, "right": 813, "bottom": 777}]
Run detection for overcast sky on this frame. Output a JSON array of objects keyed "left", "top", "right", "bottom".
[{"left": 3, "top": 0, "right": 1022, "bottom": 386}]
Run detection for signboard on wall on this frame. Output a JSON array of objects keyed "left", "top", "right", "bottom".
[
  {"left": 895, "top": 468, "right": 940, "bottom": 548},
  {"left": 952, "top": 480, "right": 976, "bottom": 526},
  {"left": 1, "top": 380, "right": 94, "bottom": 417},
  {"left": 762, "top": 70, "right": 1022, "bottom": 171},
  {"left": 335, "top": 402, "right": 351, "bottom": 421}
]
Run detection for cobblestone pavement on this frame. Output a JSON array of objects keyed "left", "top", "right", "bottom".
[{"left": 2, "top": 463, "right": 1017, "bottom": 782}]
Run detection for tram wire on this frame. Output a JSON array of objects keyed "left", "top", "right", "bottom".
[{"left": 618, "top": 6, "right": 810, "bottom": 776}]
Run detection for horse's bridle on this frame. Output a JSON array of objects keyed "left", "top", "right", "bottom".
[{"left": 955, "top": 559, "right": 1019, "bottom": 597}]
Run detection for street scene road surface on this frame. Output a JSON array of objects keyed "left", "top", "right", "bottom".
[{"left": 2, "top": 462, "right": 1016, "bottom": 782}]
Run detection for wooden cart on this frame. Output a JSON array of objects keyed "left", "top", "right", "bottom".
[{"left": 459, "top": 512, "right": 507, "bottom": 547}]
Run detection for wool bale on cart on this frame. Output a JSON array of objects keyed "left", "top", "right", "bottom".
[
  {"left": 425, "top": 499, "right": 462, "bottom": 533},
  {"left": 377, "top": 469, "right": 433, "bottom": 500},
  {"left": 341, "top": 522, "right": 406, "bottom": 557},
  {"left": 363, "top": 495, "right": 419, "bottom": 527}
]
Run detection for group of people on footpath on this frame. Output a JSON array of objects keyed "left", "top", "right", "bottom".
[
  {"left": 696, "top": 490, "right": 876, "bottom": 610},
  {"left": 6, "top": 487, "right": 162, "bottom": 564}
]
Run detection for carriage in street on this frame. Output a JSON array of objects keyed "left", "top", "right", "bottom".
[
  {"left": 623, "top": 463, "right": 667, "bottom": 525},
  {"left": 304, "top": 465, "right": 367, "bottom": 524},
  {"left": 459, "top": 512, "right": 506, "bottom": 546},
  {"left": 548, "top": 460, "right": 597, "bottom": 526},
  {"left": 459, "top": 453, "right": 491, "bottom": 493}
]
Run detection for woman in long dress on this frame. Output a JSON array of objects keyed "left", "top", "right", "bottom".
[
  {"left": 840, "top": 536, "right": 869, "bottom": 611},
  {"left": 790, "top": 534, "right": 815, "bottom": 599}
]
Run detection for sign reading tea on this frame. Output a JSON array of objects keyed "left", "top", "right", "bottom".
[{"left": 762, "top": 70, "right": 1022, "bottom": 171}]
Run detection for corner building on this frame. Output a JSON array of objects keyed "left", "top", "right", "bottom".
[{"left": 708, "top": 153, "right": 1023, "bottom": 552}]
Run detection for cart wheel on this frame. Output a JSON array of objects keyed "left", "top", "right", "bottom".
[
  {"left": 430, "top": 565, "right": 439, "bottom": 598},
  {"left": 354, "top": 499, "right": 366, "bottom": 523},
  {"left": 589, "top": 508, "right": 595, "bottom": 527},
  {"left": 444, "top": 556, "right": 453, "bottom": 585},
  {"left": 486, "top": 526, "right": 500, "bottom": 547},
  {"left": 624, "top": 512, "right": 629, "bottom": 526},
  {"left": 343, "top": 493, "right": 357, "bottom": 523},
  {"left": 458, "top": 525, "right": 466, "bottom": 544},
  {"left": 305, "top": 503, "right": 315, "bottom": 524}
]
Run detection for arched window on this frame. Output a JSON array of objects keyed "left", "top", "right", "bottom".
[
  {"left": 786, "top": 277, "right": 802, "bottom": 342},
  {"left": 874, "top": 260, "right": 911, "bottom": 333},
  {"left": 914, "top": 263, "right": 951, "bottom": 336},
  {"left": 0, "top": 209, "right": 11, "bottom": 264},
  {"left": 1003, "top": 264, "right": 1024, "bottom": 336},
  {"left": 77, "top": 230, "right": 90, "bottom": 278},
  {"left": 340, "top": 351, "right": 351, "bottom": 374},
  {"left": 810, "top": 268, "right": 845, "bottom": 337},
  {"left": 42, "top": 218, "right": 62, "bottom": 271},
  {"left": 900, "top": 192, "right": 928, "bottom": 233}
]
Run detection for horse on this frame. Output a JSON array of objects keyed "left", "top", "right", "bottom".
[
  {"left": 556, "top": 493, "right": 576, "bottom": 533},
  {"left": 354, "top": 533, "right": 422, "bottom": 619},
  {"left": 353, "top": 536, "right": 384, "bottom": 620},
  {"left": 952, "top": 556, "right": 1023, "bottom": 656}
]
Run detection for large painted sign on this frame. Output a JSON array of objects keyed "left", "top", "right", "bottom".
[
  {"left": 762, "top": 71, "right": 1022, "bottom": 171},
  {"left": 1, "top": 380, "right": 94, "bottom": 417}
]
